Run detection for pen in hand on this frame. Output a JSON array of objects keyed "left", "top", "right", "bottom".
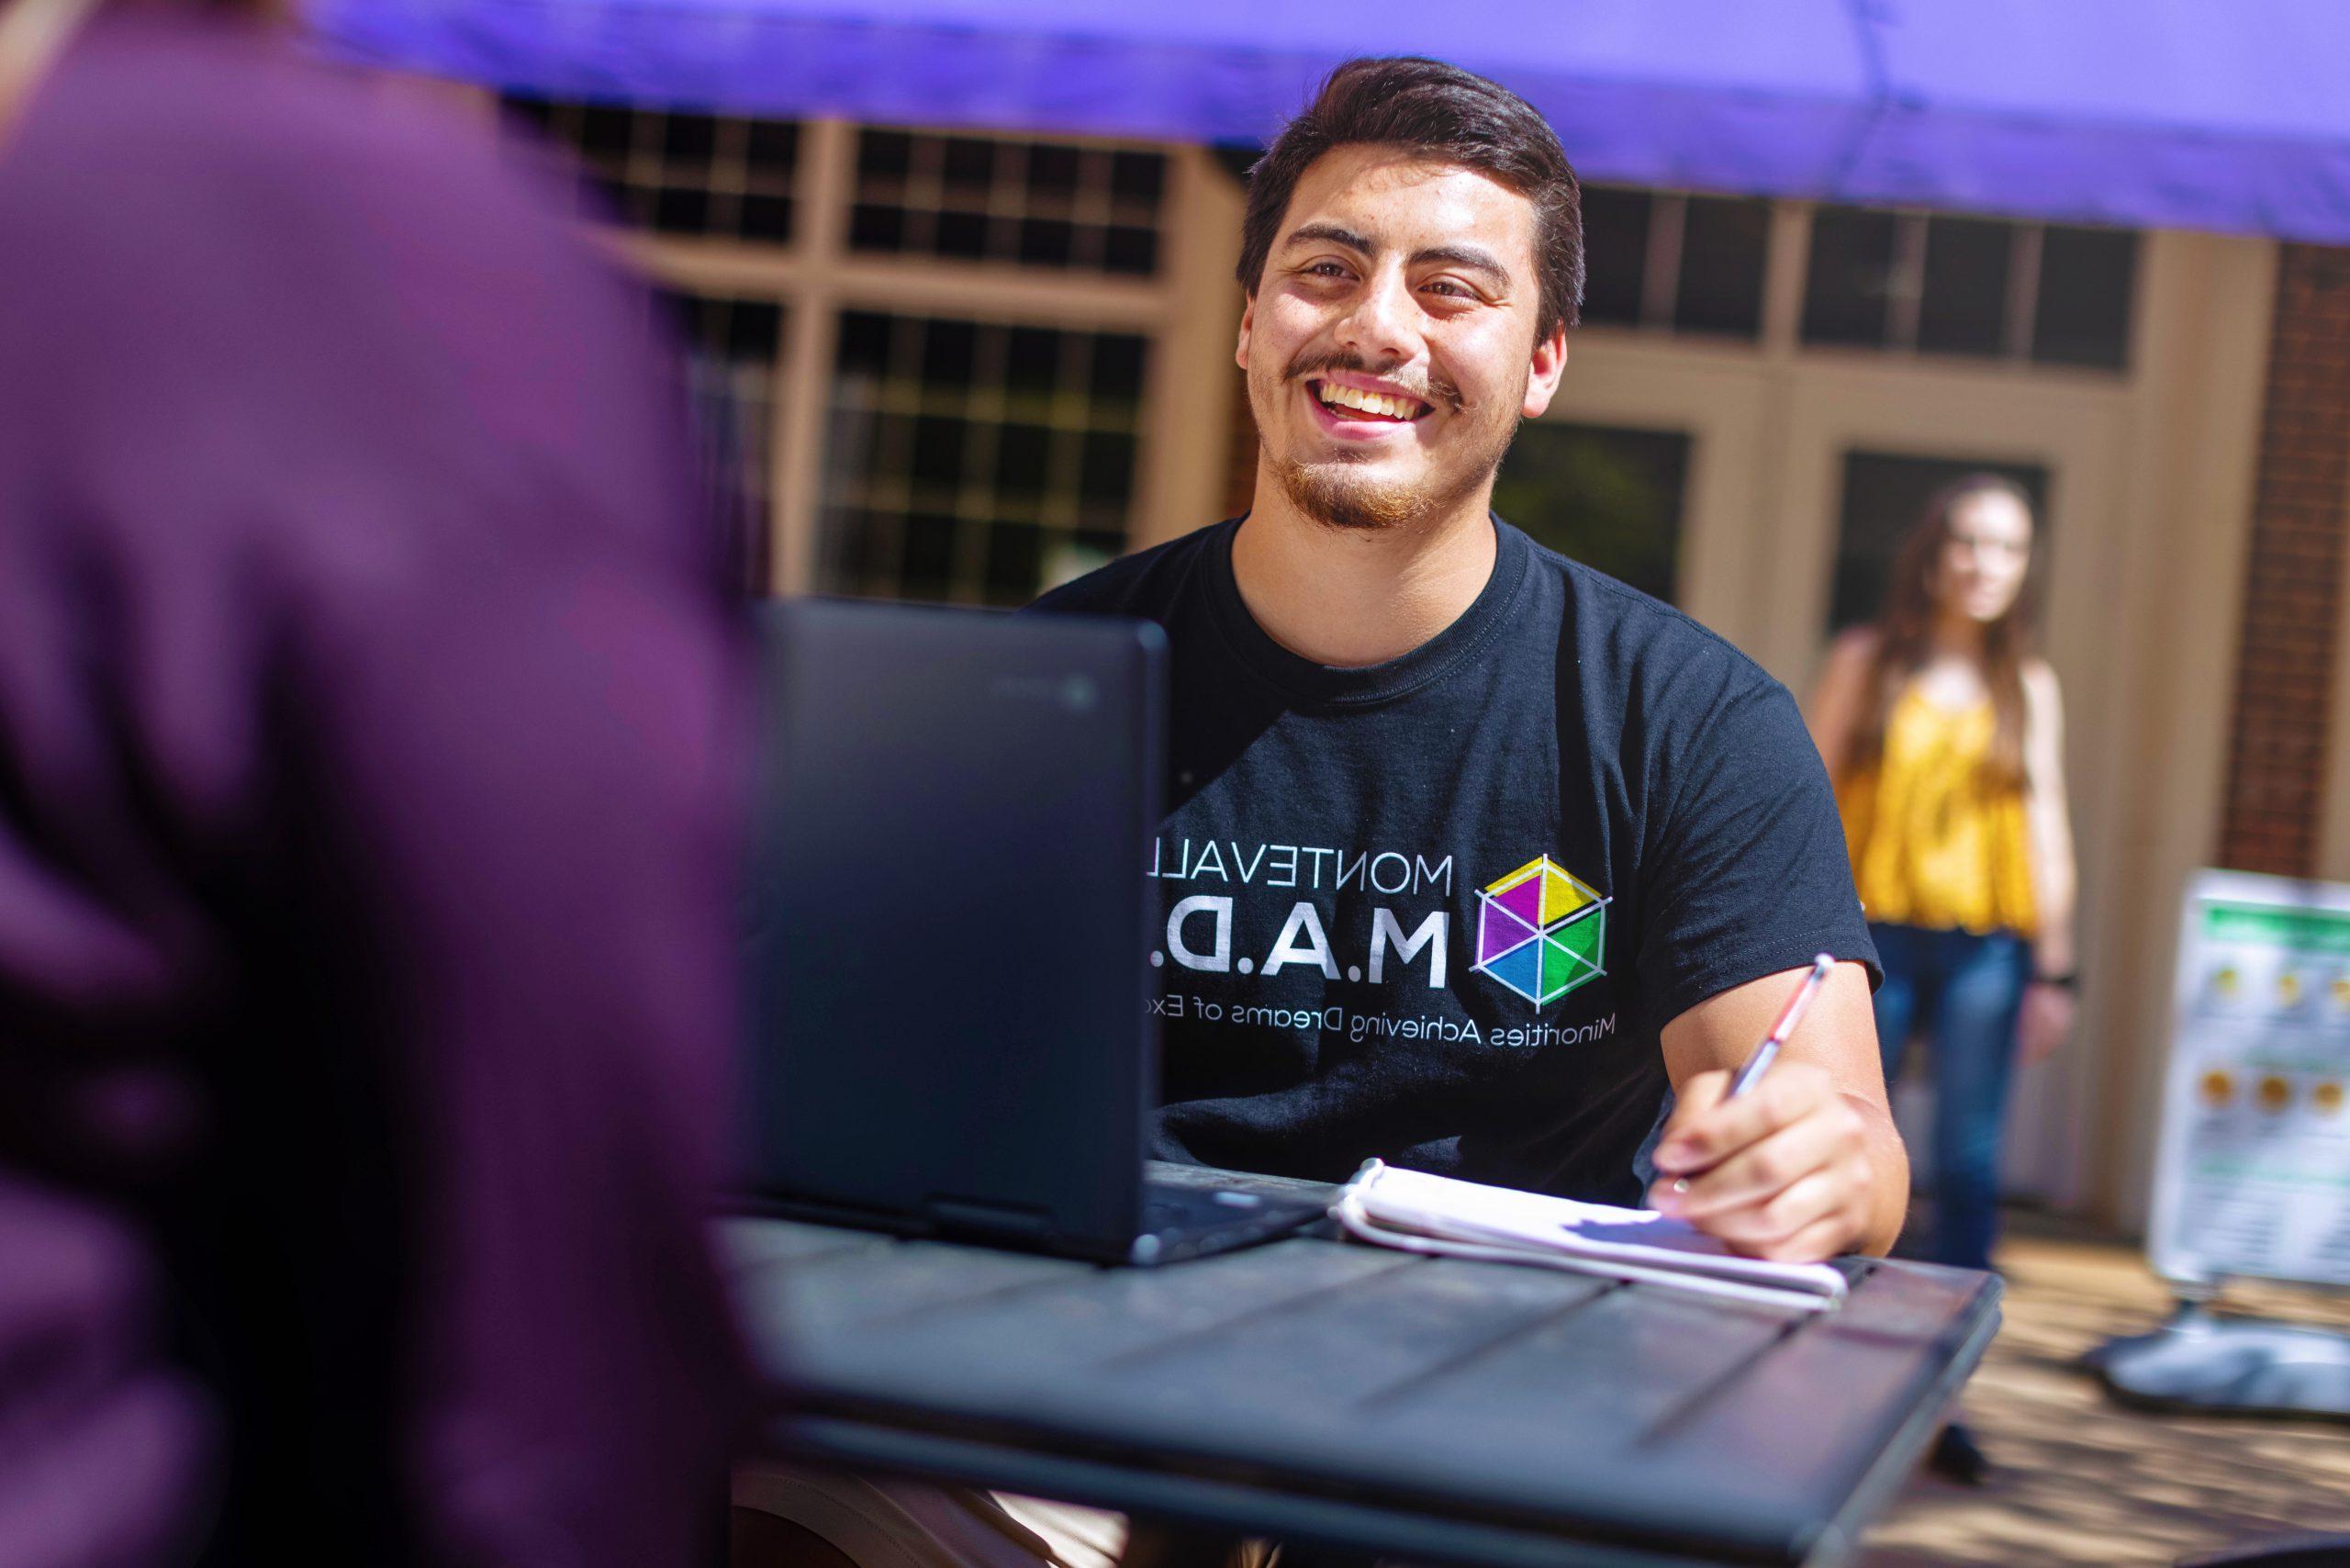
[
  {"left": 1729, "top": 951, "right": 1837, "bottom": 1100},
  {"left": 1667, "top": 952, "right": 1836, "bottom": 1198}
]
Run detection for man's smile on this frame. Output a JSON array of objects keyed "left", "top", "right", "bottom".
[{"left": 1300, "top": 372, "right": 1435, "bottom": 441}]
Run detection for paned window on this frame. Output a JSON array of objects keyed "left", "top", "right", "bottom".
[
  {"left": 507, "top": 97, "right": 800, "bottom": 241},
  {"left": 2033, "top": 226, "right": 2139, "bottom": 370},
  {"left": 819, "top": 311, "right": 1149, "bottom": 604},
  {"left": 1578, "top": 186, "right": 1653, "bottom": 327},
  {"left": 500, "top": 108, "right": 1185, "bottom": 599},
  {"left": 659, "top": 291, "right": 785, "bottom": 589},
  {"left": 1576, "top": 187, "right": 1769, "bottom": 340},
  {"left": 1801, "top": 207, "right": 1900, "bottom": 348},
  {"left": 1917, "top": 216, "right": 2013, "bottom": 357},
  {"left": 1803, "top": 206, "right": 2137, "bottom": 372},
  {"left": 848, "top": 130, "right": 1167, "bottom": 276}
]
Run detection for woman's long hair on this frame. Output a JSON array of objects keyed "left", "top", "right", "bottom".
[{"left": 1852, "top": 473, "right": 2040, "bottom": 790}]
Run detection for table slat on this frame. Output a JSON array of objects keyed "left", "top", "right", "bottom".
[{"left": 723, "top": 1197, "right": 2000, "bottom": 1567}]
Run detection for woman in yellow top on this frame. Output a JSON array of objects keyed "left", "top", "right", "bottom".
[{"left": 1807, "top": 475, "right": 2077, "bottom": 1277}]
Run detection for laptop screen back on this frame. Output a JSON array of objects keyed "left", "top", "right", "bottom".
[{"left": 743, "top": 599, "right": 1164, "bottom": 1248}]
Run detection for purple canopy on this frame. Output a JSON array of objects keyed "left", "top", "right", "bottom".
[{"left": 316, "top": 0, "right": 2350, "bottom": 242}]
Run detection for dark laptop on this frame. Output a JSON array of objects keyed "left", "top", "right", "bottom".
[{"left": 740, "top": 598, "right": 1324, "bottom": 1264}]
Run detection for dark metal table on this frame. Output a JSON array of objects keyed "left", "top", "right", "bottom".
[{"left": 722, "top": 1165, "right": 2000, "bottom": 1567}]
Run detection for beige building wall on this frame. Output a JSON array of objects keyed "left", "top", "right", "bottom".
[{"left": 2079, "top": 233, "right": 2274, "bottom": 1230}]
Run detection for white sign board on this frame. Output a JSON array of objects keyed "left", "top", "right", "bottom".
[{"left": 2148, "top": 869, "right": 2350, "bottom": 1286}]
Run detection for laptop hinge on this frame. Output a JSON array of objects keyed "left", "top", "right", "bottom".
[
  {"left": 729, "top": 1188, "right": 919, "bottom": 1235},
  {"left": 925, "top": 1196, "right": 1054, "bottom": 1244}
]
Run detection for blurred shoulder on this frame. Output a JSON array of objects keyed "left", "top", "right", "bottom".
[
  {"left": 1827, "top": 625, "right": 1883, "bottom": 668},
  {"left": 6, "top": 16, "right": 703, "bottom": 577},
  {"left": 2022, "top": 655, "right": 2063, "bottom": 711},
  {"left": 19, "top": 16, "right": 580, "bottom": 274},
  {"left": 1811, "top": 626, "right": 1881, "bottom": 697}
]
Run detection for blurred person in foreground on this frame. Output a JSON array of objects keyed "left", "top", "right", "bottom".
[
  {"left": 0, "top": 2, "right": 750, "bottom": 1562},
  {"left": 1806, "top": 476, "right": 2077, "bottom": 1277},
  {"left": 1804, "top": 478, "right": 2076, "bottom": 1482}
]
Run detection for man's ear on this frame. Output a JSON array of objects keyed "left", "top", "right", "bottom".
[
  {"left": 1235, "top": 295, "right": 1256, "bottom": 372},
  {"left": 1521, "top": 323, "right": 1569, "bottom": 419}
]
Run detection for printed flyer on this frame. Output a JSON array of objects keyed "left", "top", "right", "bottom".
[{"left": 2149, "top": 869, "right": 2350, "bottom": 1285}]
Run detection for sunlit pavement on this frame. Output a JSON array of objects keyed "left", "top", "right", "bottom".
[{"left": 1862, "top": 1211, "right": 2350, "bottom": 1565}]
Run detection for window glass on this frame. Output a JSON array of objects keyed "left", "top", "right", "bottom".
[
  {"left": 1917, "top": 216, "right": 2011, "bottom": 358},
  {"left": 1577, "top": 186, "right": 1651, "bottom": 328},
  {"left": 1802, "top": 206, "right": 1898, "bottom": 348},
  {"left": 1829, "top": 451, "right": 2051, "bottom": 633},
  {"left": 507, "top": 97, "right": 800, "bottom": 242},
  {"left": 848, "top": 130, "right": 1167, "bottom": 277},
  {"left": 1673, "top": 195, "right": 1770, "bottom": 338},
  {"left": 2033, "top": 226, "right": 2137, "bottom": 371},
  {"left": 1492, "top": 422, "right": 1689, "bottom": 603},
  {"left": 657, "top": 291, "right": 785, "bottom": 592},
  {"left": 821, "top": 311, "right": 1147, "bottom": 604}
]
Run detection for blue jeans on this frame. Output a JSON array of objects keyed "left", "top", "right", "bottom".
[{"left": 1869, "top": 923, "right": 2031, "bottom": 1271}]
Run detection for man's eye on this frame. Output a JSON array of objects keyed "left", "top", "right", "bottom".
[
  {"left": 1306, "top": 262, "right": 1350, "bottom": 277},
  {"left": 1423, "top": 279, "right": 1471, "bottom": 299}
]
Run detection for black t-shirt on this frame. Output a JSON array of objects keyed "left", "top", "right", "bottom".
[{"left": 1033, "top": 516, "right": 1877, "bottom": 1205}]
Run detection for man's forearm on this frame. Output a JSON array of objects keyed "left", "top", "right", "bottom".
[{"left": 1847, "top": 1094, "right": 1911, "bottom": 1257}]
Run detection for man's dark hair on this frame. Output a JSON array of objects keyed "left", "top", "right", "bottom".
[{"left": 1236, "top": 57, "right": 1584, "bottom": 338}]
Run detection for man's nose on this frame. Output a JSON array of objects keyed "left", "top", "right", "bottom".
[{"left": 1333, "top": 265, "right": 1419, "bottom": 366}]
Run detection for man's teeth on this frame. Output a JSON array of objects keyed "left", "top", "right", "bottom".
[{"left": 1315, "top": 383, "right": 1423, "bottom": 420}]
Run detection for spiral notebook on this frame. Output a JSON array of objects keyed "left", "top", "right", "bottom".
[{"left": 1331, "top": 1160, "right": 1850, "bottom": 1312}]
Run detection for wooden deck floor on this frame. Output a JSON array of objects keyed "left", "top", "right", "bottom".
[{"left": 1862, "top": 1216, "right": 2350, "bottom": 1566}]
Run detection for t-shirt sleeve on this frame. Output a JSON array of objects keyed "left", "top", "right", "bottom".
[{"left": 1633, "top": 667, "right": 1879, "bottom": 1027}]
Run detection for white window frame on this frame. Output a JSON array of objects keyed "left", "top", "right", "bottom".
[{"left": 608, "top": 119, "right": 1241, "bottom": 598}]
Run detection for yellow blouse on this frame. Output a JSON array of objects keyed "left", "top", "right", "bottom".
[{"left": 1837, "top": 688, "right": 2037, "bottom": 937}]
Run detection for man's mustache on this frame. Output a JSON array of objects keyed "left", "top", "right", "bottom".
[{"left": 1281, "top": 348, "right": 1462, "bottom": 413}]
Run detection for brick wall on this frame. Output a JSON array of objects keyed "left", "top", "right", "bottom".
[{"left": 2218, "top": 243, "right": 2350, "bottom": 876}]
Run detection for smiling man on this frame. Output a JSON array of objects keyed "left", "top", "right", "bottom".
[{"left": 1038, "top": 56, "right": 1908, "bottom": 1267}]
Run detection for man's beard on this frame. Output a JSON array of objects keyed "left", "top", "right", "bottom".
[{"left": 1254, "top": 348, "right": 1524, "bottom": 533}]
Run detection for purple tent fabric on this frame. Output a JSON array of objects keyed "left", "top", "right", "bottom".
[{"left": 315, "top": 0, "right": 2350, "bottom": 241}]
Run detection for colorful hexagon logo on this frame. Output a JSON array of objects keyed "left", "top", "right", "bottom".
[{"left": 1472, "top": 856, "right": 1608, "bottom": 1008}]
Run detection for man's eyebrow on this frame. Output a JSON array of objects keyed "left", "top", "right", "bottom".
[
  {"left": 1281, "top": 221, "right": 1375, "bottom": 254},
  {"left": 1409, "top": 242, "right": 1512, "bottom": 285},
  {"left": 1279, "top": 224, "right": 1513, "bottom": 288}
]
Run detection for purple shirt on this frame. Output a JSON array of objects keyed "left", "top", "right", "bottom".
[{"left": 0, "top": 17, "right": 748, "bottom": 1563}]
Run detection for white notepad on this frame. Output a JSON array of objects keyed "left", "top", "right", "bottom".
[{"left": 1331, "top": 1160, "right": 1849, "bottom": 1312}]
